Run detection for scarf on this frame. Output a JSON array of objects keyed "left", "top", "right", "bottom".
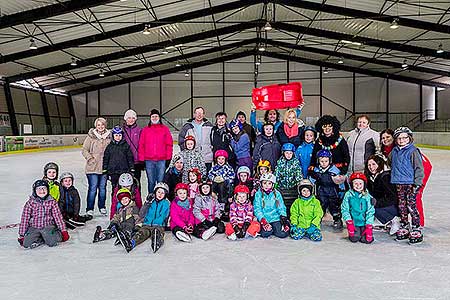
[
  {"left": 383, "top": 143, "right": 394, "bottom": 156},
  {"left": 93, "top": 129, "right": 111, "bottom": 140},
  {"left": 284, "top": 122, "right": 299, "bottom": 139},
  {"left": 177, "top": 198, "right": 191, "bottom": 210}
]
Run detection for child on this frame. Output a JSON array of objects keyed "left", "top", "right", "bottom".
[
  {"left": 229, "top": 119, "right": 252, "bottom": 170},
  {"left": 341, "top": 173, "right": 375, "bottom": 244},
  {"left": 226, "top": 185, "right": 260, "bottom": 240},
  {"left": 170, "top": 183, "right": 198, "bottom": 242},
  {"left": 310, "top": 149, "right": 345, "bottom": 231},
  {"left": 18, "top": 180, "right": 69, "bottom": 248},
  {"left": 109, "top": 172, "right": 142, "bottom": 219},
  {"left": 43, "top": 162, "right": 62, "bottom": 202},
  {"left": 164, "top": 154, "right": 183, "bottom": 201},
  {"left": 235, "top": 166, "right": 254, "bottom": 201},
  {"left": 252, "top": 159, "right": 271, "bottom": 196},
  {"left": 208, "top": 150, "right": 236, "bottom": 220},
  {"left": 187, "top": 168, "right": 202, "bottom": 201},
  {"left": 389, "top": 127, "right": 424, "bottom": 244},
  {"left": 275, "top": 143, "right": 303, "bottom": 217},
  {"left": 290, "top": 179, "right": 323, "bottom": 241},
  {"left": 192, "top": 180, "right": 225, "bottom": 240},
  {"left": 181, "top": 135, "right": 207, "bottom": 183},
  {"left": 295, "top": 126, "right": 317, "bottom": 178},
  {"left": 253, "top": 173, "right": 290, "bottom": 238},
  {"left": 93, "top": 188, "right": 141, "bottom": 252},
  {"left": 102, "top": 125, "right": 135, "bottom": 189},
  {"left": 59, "top": 172, "right": 91, "bottom": 229},
  {"left": 130, "top": 182, "right": 170, "bottom": 252},
  {"left": 253, "top": 122, "right": 281, "bottom": 170}
]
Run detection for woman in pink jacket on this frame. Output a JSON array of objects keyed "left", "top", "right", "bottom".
[
  {"left": 170, "top": 183, "right": 199, "bottom": 242},
  {"left": 138, "top": 109, "right": 173, "bottom": 194}
]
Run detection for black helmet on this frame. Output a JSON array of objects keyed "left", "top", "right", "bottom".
[
  {"left": 32, "top": 180, "right": 49, "bottom": 199},
  {"left": 44, "top": 162, "right": 59, "bottom": 179}
]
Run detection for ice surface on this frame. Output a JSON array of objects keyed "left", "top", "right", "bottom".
[{"left": 1, "top": 148, "right": 450, "bottom": 300}]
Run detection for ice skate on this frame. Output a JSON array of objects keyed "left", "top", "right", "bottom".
[
  {"left": 389, "top": 216, "right": 401, "bottom": 236},
  {"left": 332, "top": 218, "right": 343, "bottom": 231},
  {"left": 151, "top": 228, "right": 164, "bottom": 253},
  {"left": 29, "top": 241, "right": 44, "bottom": 249},
  {"left": 65, "top": 220, "right": 76, "bottom": 230},
  {"left": 175, "top": 231, "right": 191, "bottom": 242},
  {"left": 227, "top": 233, "right": 237, "bottom": 241},
  {"left": 409, "top": 228, "right": 423, "bottom": 245},
  {"left": 116, "top": 228, "right": 134, "bottom": 252},
  {"left": 93, "top": 226, "right": 102, "bottom": 243},
  {"left": 67, "top": 218, "right": 85, "bottom": 227},
  {"left": 201, "top": 226, "right": 217, "bottom": 241},
  {"left": 396, "top": 226, "right": 410, "bottom": 241}
]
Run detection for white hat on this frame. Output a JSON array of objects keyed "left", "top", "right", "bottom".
[{"left": 124, "top": 109, "right": 137, "bottom": 121}]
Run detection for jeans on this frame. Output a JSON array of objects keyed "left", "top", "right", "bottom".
[
  {"left": 260, "top": 221, "right": 289, "bottom": 238},
  {"left": 145, "top": 160, "right": 166, "bottom": 195},
  {"left": 375, "top": 205, "right": 398, "bottom": 225},
  {"left": 86, "top": 174, "right": 107, "bottom": 211}
]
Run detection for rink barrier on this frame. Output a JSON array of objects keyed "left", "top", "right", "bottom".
[{"left": 0, "top": 134, "right": 86, "bottom": 153}]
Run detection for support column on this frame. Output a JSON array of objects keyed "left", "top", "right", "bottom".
[
  {"left": 3, "top": 81, "right": 19, "bottom": 136},
  {"left": 319, "top": 66, "right": 323, "bottom": 116},
  {"left": 39, "top": 87, "right": 52, "bottom": 135},
  {"left": 419, "top": 84, "right": 423, "bottom": 123}
]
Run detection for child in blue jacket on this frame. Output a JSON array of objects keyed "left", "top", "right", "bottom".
[{"left": 295, "top": 126, "right": 317, "bottom": 178}]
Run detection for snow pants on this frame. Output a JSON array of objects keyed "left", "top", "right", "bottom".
[
  {"left": 397, "top": 184, "right": 420, "bottom": 228},
  {"left": 23, "top": 225, "right": 62, "bottom": 248},
  {"left": 290, "top": 225, "right": 322, "bottom": 241},
  {"left": 133, "top": 225, "right": 164, "bottom": 246},
  {"left": 259, "top": 221, "right": 289, "bottom": 238}
]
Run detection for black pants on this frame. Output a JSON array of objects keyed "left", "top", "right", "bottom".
[
  {"left": 319, "top": 195, "right": 342, "bottom": 220},
  {"left": 193, "top": 221, "right": 225, "bottom": 238},
  {"left": 133, "top": 163, "right": 145, "bottom": 187},
  {"left": 279, "top": 187, "right": 298, "bottom": 219}
]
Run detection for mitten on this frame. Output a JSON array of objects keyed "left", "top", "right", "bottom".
[
  {"left": 361, "top": 224, "right": 374, "bottom": 244},
  {"left": 61, "top": 231, "right": 70, "bottom": 242},
  {"left": 280, "top": 216, "right": 290, "bottom": 232},
  {"left": 260, "top": 218, "right": 272, "bottom": 231},
  {"left": 346, "top": 220, "right": 357, "bottom": 242},
  {"left": 18, "top": 236, "right": 24, "bottom": 246}
]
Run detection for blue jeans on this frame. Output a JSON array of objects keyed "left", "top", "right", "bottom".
[
  {"left": 375, "top": 205, "right": 399, "bottom": 224},
  {"left": 86, "top": 174, "right": 107, "bottom": 211},
  {"left": 260, "top": 221, "right": 289, "bottom": 238},
  {"left": 145, "top": 160, "right": 166, "bottom": 194}
]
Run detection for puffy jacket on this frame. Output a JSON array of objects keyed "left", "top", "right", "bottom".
[
  {"left": 110, "top": 184, "right": 142, "bottom": 219},
  {"left": 102, "top": 139, "right": 134, "bottom": 175},
  {"left": 367, "top": 171, "right": 397, "bottom": 208},
  {"left": 59, "top": 185, "right": 81, "bottom": 218},
  {"left": 208, "top": 163, "right": 235, "bottom": 184},
  {"left": 253, "top": 134, "right": 281, "bottom": 170},
  {"left": 276, "top": 122, "right": 304, "bottom": 148},
  {"left": 341, "top": 189, "right": 375, "bottom": 226},
  {"left": 163, "top": 167, "right": 182, "bottom": 201},
  {"left": 390, "top": 143, "right": 424, "bottom": 185},
  {"left": 295, "top": 141, "right": 314, "bottom": 178},
  {"left": 230, "top": 132, "right": 251, "bottom": 159},
  {"left": 139, "top": 198, "right": 170, "bottom": 227},
  {"left": 253, "top": 189, "right": 287, "bottom": 223},
  {"left": 347, "top": 127, "right": 379, "bottom": 173},
  {"left": 290, "top": 195, "right": 323, "bottom": 229},
  {"left": 181, "top": 148, "right": 206, "bottom": 183},
  {"left": 178, "top": 119, "right": 214, "bottom": 163},
  {"left": 82, "top": 128, "right": 111, "bottom": 174},
  {"left": 310, "top": 165, "right": 341, "bottom": 199},
  {"left": 138, "top": 123, "right": 173, "bottom": 162},
  {"left": 311, "top": 134, "right": 350, "bottom": 174},
  {"left": 111, "top": 201, "right": 141, "bottom": 233},
  {"left": 169, "top": 198, "right": 199, "bottom": 229},
  {"left": 229, "top": 201, "right": 254, "bottom": 227},
  {"left": 274, "top": 157, "right": 303, "bottom": 189},
  {"left": 193, "top": 194, "right": 221, "bottom": 222},
  {"left": 122, "top": 122, "right": 142, "bottom": 163},
  {"left": 46, "top": 179, "right": 62, "bottom": 202},
  {"left": 210, "top": 125, "right": 233, "bottom": 159}
]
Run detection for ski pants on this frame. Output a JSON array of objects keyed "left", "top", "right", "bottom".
[
  {"left": 397, "top": 184, "right": 420, "bottom": 228},
  {"left": 318, "top": 195, "right": 342, "bottom": 220},
  {"left": 225, "top": 221, "right": 260, "bottom": 238},
  {"left": 349, "top": 226, "right": 371, "bottom": 243},
  {"left": 290, "top": 225, "right": 322, "bottom": 241},
  {"left": 212, "top": 182, "right": 233, "bottom": 214},
  {"left": 260, "top": 221, "right": 289, "bottom": 238},
  {"left": 23, "top": 225, "right": 62, "bottom": 248},
  {"left": 133, "top": 225, "right": 164, "bottom": 246}
]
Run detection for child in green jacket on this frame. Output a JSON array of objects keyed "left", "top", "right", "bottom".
[
  {"left": 342, "top": 172, "right": 375, "bottom": 244},
  {"left": 290, "top": 179, "right": 323, "bottom": 241}
]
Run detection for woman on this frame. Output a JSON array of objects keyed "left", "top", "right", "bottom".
[
  {"left": 347, "top": 115, "right": 379, "bottom": 173},
  {"left": 122, "top": 109, "right": 143, "bottom": 186},
  {"left": 81, "top": 117, "right": 111, "bottom": 217},
  {"left": 276, "top": 108, "right": 305, "bottom": 148},
  {"left": 365, "top": 154, "right": 400, "bottom": 235},
  {"left": 138, "top": 109, "right": 173, "bottom": 194},
  {"left": 380, "top": 128, "right": 395, "bottom": 157}
]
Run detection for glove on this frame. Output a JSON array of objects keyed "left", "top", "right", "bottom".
[
  {"left": 186, "top": 224, "right": 194, "bottom": 234},
  {"left": 242, "top": 222, "right": 250, "bottom": 234},
  {"left": 236, "top": 226, "right": 245, "bottom": 239},
  {"left": 212, "top": 218, "right": 221, "bottom": 226},
  {"left": 18, "top": 236, "right": 24, "bottom": 246},
  {"left": 260, "top": 218, "right": 272, "bottom": 231},
  {"left": 61, "top": 230, "right": 70, "bottom": 242},
  {"left": 346, "top": 220, "right": 356, "bottom": 241},
  {"left": 280, "top": 216, "right": 290, "bottom": 232},
  {"left": 306, "top": 224, "right": 317, "bottom": 235},
  {"left": 361, "top": 224, "right": 374, "bottom": 244}
]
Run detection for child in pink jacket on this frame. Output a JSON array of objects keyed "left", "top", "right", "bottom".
[{"left": 170, "top": 183, "right": 199, "bottom": 242}]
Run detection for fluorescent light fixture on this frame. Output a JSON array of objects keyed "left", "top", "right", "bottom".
[
  {"left": 390, "top": 19, "right": 399, "bottom": 29},
  {"left": 341, "top": 40, "right": 361, "bottom": 46},
  {"left": 258, "top": 44, "right": 266, "bottom": 52},
  {"left": 99, "top": 70, "right": 105, "bottom": 77},
  {"left": 401, "top": 60, "right": 408, "bottom": 69},
  {"left": 437, "top": 44, "right": 444, "bottom": 54},
  {"left": 143, "top": 24, "right": 151, "bottom": 35},
  {"left": 162, "top": 49, "right": 169, "bottom": 54},
  {"left": 437, "top": 87, "right": 446, "bottom": 91},
  {"left": 175, "top": 62, "right": 181, "bottom": 67},
  {"left": 337, "top": 58, "right": 344, "bottom": 64},
  {"left": 264, "top": 21, "right": 272, "bottom": 31},
  {"left": 29, "top": 38, "right": 37, "bottom": 50},
  {"left": 174, "top": 44, "right": 183, "bottom": 48},
  {"left": 323, "top": 67, "right": 329, "bottom": 74},
  {"left": 184, "top": 70, "right": 190, "bottom": 77},
  {"left": 70, "top": 57, "right": 77, "bottom": 66}
]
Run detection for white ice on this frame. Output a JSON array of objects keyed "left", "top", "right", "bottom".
[{"left": 1, "top": 148, "right": 450, "bottom": 300}]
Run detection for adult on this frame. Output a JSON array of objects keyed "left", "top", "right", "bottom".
[
  {"left": 253, "top": 122, "right": 281, "bottom": 171},
  {"left": 347, "top": 115, "right": 380, "bottom": 173},
  {"left": 236, "top": 111, "right": 256, "bottom": 153},
  {"left": 276, "top": 107, "right": 305, "bottom": 148},
  {"left": 210, "top": 112, "right": 235, "bottom": 167},
  {"left": 81, "top": 117, "right": 111, "bottom": 217},
  {"left": 178, "top": 106, "right": 214, "bottom": 171},
  {"left": 138, "top": 109, "right": 173, "bottom": 194},
  {"left": 250, "top": 105, "right": 302, "bottom": 134},
  {"left": 380, "top": 128, "right": 395, "bottom": 157},
  {"left": 122, "top": 109, "right": 144, "bottom": 185},
  {"left": 365, "top": 154, "right": 400, "bottom": 235},
  {"left": 311, "top": 115, "right": 350, "bottom": 175}
]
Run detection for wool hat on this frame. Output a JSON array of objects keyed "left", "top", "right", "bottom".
[
  {"left": 123, "top": 109, "right": 137, "bottom": 121},
  {"left": 236, "top": 111, "right": 246, "bottom": 119},
  {"left": 150, "top": 109, "right": 160, "bottom": 117}
]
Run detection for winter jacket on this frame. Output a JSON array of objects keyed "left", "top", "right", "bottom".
[
  {"left": 290, "top": 195, "right": 323, "bottom": 229},
  {"left": 19, "top": 195, "right": 66, "bottom": 237},
  {"left": 138, "top": 198, "right": 170, "bottom": 227},
  {"left": 230, "top": 132, "right": 251, "bottom": 159},
  {"left": 208, "top": 163, "right": 235, "bottom": 184},
  {"left": 102, "top": 139, "right": 134, "bottom": 175},
  {"left": 46, "top": 179, "right": 62, "bottom": 202},
  {"left": 193, "top": 194, "right": 221, "bottom": 222},
  {"left": 250, "top": 108, "right": 302, "bottom": 134},
  {"left": 59, "top": 185, "right": 81, "bottom": 219},
  {"left": 180, "top": 148, "right": 206, "bottom": 183},
  {"left": 367, "top": 171, "right": 397, "bottom": 208},
  {"left": 390, "top": 143, "right": 424, "bottom": 185},
  {"left": 276, "top": 122, "right": 304, "bottom": 148},
  {"left": 341, "top": 189, "right": 375, "bottom": 226},
  {"left": 229, "top": 201, "right": 254, "bottom": 227},
  {"left": 82, "top": 128, "right": 111, "bottom": 174},
  {"left": 110, "top": 184, "right": 142, "bottom": 219},
  {"left": 111, "top": 201, "right": 141, "bottom": 233},
  {"left": 253, "top": 134, "right": 281, "bottom": 170},
  {"left": 122, "top": 123, "right": 142, "bottom": 163},
  {"left": 164, "top": 167, "right": 182, "bottom": 201},
  {"left": 295, "top": 141, "right": 314, "bottom": 178},
  {"left": 138, "top": 123, "right": 173, "bottom": 162},
  {"left": 241, "top": 122, "right": 257, "bottom": 152},
  {"left": 347, "top": 127, "right": 380, "bottom": 173},
  {"left": 210, "top": 125, "right": 233, "bottom": 159},
  {"left": 310, "top": 165, "right": 341, "bottom": 200},
  {"left": 311, "top": 134, "right": 350, "bottom": 174},
  {"left": 253, "top": 189, "right": 287, "bottom": 223},
  {"left": 178, "top": 118, "right": 214, "bottom": 163},
  {"left": 169, "top": 197, "right": 199, "bottom": 229},
  {"left": 274, "top": 157, "right": 303, "bottom": 189}
]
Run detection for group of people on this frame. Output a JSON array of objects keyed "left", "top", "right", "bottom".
[{"left": 17, "top": 103, "right": 432, "bottom": 251}]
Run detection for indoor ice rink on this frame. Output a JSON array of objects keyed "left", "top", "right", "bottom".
[{"left": 1, "top": 0, "right": 450, "bottom": 299}]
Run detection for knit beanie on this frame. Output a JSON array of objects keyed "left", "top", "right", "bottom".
[
  {"left": 236, "top": 111, "right": 246, "bottom": 119},
  {"left": 150, "top": 109, "right": 160, "bottom": 117},
  {"left": 124, "top": 109, "right": 137, "bottom": 121}
]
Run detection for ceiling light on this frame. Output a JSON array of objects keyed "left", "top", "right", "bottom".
[
  {"left": 437, "top": 44, "right": 444, "bottom": 54},
  {"left": 337, "top": 58, "right": 344, "bottom": 64},
  {"left": 142, "top": 24, "right": 151, "bottom": 35},
  {"left": 184, "top": 70, "right": 190, "bottom": 77},
  {"left": 175, "top": 62, "right": 181, "bottom": 67},
  {"left": 29, "top": 38, "right": 37, "bottom": 50},
  {"left": 401, "top": 60, "right": 408, "bottom": 69},
  {"left": 162, "top": 49, "right": 169, "bottom": 54},
  {"left": 264, "top": 21, "right": 272, "bottom": 31},
  {"left": 70, "top": 57, "right": 77, "bottom": 66},
  {"left": 258, "top": 44, "right": 266, "bottom": 52},
  {"left": 437, "top": 87, "right": 446, "bottom": 91},
  {"left": 175, "top": 44, "right": 183, "bottom": 48},
  {"left": 390, "top": 19, "right": 399, "bottom": 29},
  {"left": 99, "top": 70, "right": 105, "bottom": 77},
  {"left": 255, "top": 56, "right": 261, "bottom": 66},
  {"left": 340, "top": 40, "right": 361, "bottom": 46},
  {"left": 323, "top": 67, "right": 329, "bottom": 74}
]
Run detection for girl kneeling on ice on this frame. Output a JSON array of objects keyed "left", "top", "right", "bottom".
[
  {"left": 170, "top": 183, "right": 198, "bottom": 242},
  {"left": 290, "top": 179, "right": 323, "bottom": 241},
  {"left": 226, "top": 185, "right": 260, "bottom": 240},
  {"left": 192, "top": 180, "right": 225, "bottom": 240},
  {"left": 254, "top": 173, "right": 290, "bottom": 238},
  {"left": 341, "top": 173, "right": 375, "bottom": 244}
]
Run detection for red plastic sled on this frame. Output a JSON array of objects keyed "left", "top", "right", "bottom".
[
  {"left": 252, "top": 82, "right": 304, "bottom": 110},
  {"left": 417, "top": 153, "right": 432, "bottom": 227}
]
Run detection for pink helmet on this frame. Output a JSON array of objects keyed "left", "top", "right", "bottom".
[{"left": 214, "top": 149, "right": 228, "bottom": 159}]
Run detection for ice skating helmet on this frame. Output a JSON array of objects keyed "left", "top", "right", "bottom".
[
  {"left": 154, "top": 182, "right": 169, "bottom": 195},
  {"left": 188, "top": 167, "right": 202, "bottom": 183},
  {"left": 184, "top": 135, "right": 196, "bottom": 147},
  {"left": 317, "top": 149, "right": 332, "bottom": 163},
  {"left": 297, "top": 179, "right": 314, "bottom": 195},
  {"left": 260, "top": 173, "right": 276, "bottom": 184},
  {"left": 116, "top": 188, "right": 132, "bottom": 204},
  {"left": 59, "top": 172, "right": 74, "bottom": 182},
  {"left": 32, "top": 180, "right": 49, "bottom": 199},
  {"left": 214, "top": 149, "right": 228, "bottom": 160},
  {"left": 237, "top": 166, "right": 251, "bottom": 176},
  {"left": 349, "top": 172, "right": 367, "bottom": 185},
  {"left": 281, "top": 143, "right": 296, "bottom": 153},
  {"left": 256, "top": 160, "right": 271, "bottom": 173},
  {"left": 175, "top": 182, "right": 189, "bottom": 193},
  {"left": 393, "top": 126, "right": 413, "bottom": 139},
  {"left": 234, "top": 184, "right": 250, "bottom": 195},
  {"left": 228, "top": 119, "right": 243, "bottom": 131},
  {"left": 118, "top": 173, "right": 134, "bottom": 187},
  {"left": 44, "top": 162, "right": 59, "bottom": 178},
  {"left": 302, "top": 126, "right": 317, "bottom": 138}
]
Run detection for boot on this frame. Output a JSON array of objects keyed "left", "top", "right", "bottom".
[
  {"left": 396, "top": 224, "right": 410, "bottom": 241},
  {"left": 409, "top": 228, "right": 423, "bottom": 244}
]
